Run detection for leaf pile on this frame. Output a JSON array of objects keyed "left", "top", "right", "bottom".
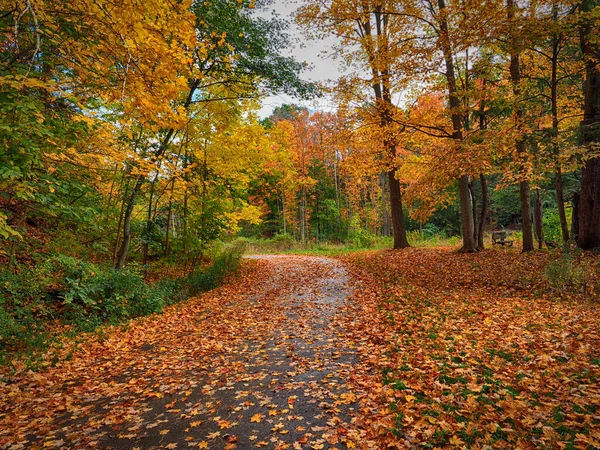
[{"left": 342, "top": 248, "right": 600, "bottom": 449}]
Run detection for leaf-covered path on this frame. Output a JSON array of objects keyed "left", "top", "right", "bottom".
[{"left": 1, "top": 256, "right": 379, "bottom": 450}]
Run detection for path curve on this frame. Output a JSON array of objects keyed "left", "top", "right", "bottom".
[{"left": 1, "top": 255, "right": 371, "bottom": 450}]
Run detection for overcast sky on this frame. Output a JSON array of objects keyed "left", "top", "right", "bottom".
[{"left": 255, "top": 0, "right": 345, "bottom": 118}]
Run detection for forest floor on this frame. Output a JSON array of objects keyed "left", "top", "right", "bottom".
[
  {"left": 1, "top": 249, "right": 600, "bottom": 449},
  {"left": 0, "top": 255, "right": 381, "bottom": 450}
]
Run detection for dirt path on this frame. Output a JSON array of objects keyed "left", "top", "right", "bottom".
[{"left": 1, "top": 256, "right": 374, "bottom": 450}]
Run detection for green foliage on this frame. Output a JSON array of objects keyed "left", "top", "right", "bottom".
[
  {"left": 406, "top": 229, "right": 462, "bottom": 248},
  {"left": 545, "top": 246, "right": 592, "bottom": 295},
  {"left": 36, "top": 254, "right": 164, "bottom": 329},
  {"left": 0, "top": 246, "right": 246, "bottom": 365},
  {"left": 185, "top": 242, "right": 246, "bottom": 295},
  {"left": 246, "top": 233, "right": 296, "bottom": 253},
  {"left": 192, "top": 0, "right": 316, "bottom": 99},
  {"left": 543, "top": 207, "right": 571, "bottom": 244},
  {"left": 490, "top": 185, "right": 522, "bottom": 228},
  {"left": 349, "top": 220, "right": 377, "bottom": 249}
]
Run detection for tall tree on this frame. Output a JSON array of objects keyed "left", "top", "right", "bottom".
[
  {"left": 297, "top": 0, "right": 411, "bottom": 248},
  {"left": 577, "top": 0, "right": 600, "bottom": 249},
  {"left": 507, "top": 0, "right": 535, "bottom": 252},
  {"left": 114, "top": 0, "right": 315, "bottom": 267}
]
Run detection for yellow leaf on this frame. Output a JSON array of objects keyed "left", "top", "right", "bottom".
[
  {"left": 250, "top": 413, "right": 263, "bottom": 423},
  {"left": 449, "top": 435, "right": 464, "bottom": 446},
  {"left": 198, "top": 442, "right": 209, "bottom": 449}
]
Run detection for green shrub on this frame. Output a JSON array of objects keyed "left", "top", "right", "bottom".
[
  {"left": 0, "top": 247, "right": 246, "bottom": 366},
  {"left": 348, "top": 218, "right": 376, "bottom": 248},
  {"left": 186, "top": 244, "right": 245, "bottom": 296},
  {"left": 0, "top": 267, "right": 50, "bottom": 359},
  {"left": 543, "top": 208, "right": 565, "bottom": 244},
  {"left": 41, "top": 256, "right": 166, "bottom": 327},
  {"left": 545, "top": 246, "right": 591, "bottom": 295},
  {"left": 271, "top": 233, "right": 295, "bottom": 250}
]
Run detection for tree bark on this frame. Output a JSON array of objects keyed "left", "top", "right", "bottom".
[
  {"left": 437, "top": 0, "right": 476, "bottom": 252},
  {"left": 142, "top": 171, "right": 159, "bottom": 267},
  {"left": 549, "top": 3, "right": 570, "bottom": 243},
  {"left": 555, "top": 167, "right": 569, "bottom": 242},
  {"left": 356, "top": 9, "right": 409, "bottom": 249},
  {"left": 507, "top": 0, "right": 534, "bottom": 252},
  {"left": 114, "top": 80, "right": 199, "bottom": 269},
  {"left": 572, "top": 191, "right": 580, "bottom": 240},
  {"left": 469, "top": 180, "right": 478, "bottom": 244},
  {"left": 478, "top": 174, "right": 489, "bottom": 250},
  {"left": 577, "top": 0, "right": 600, "bottom": 250},
  {"left": 388, "top": 170, "right": 410, "bottom": 248},
  {"left": 519, "top": 178, "right": 534, "bottom": 251},
  {"left": 115, "top": 176, "right": 144, "bottom": 270},
  {"left": 533, "top": 189, "right": 544, "bottom": 250}
]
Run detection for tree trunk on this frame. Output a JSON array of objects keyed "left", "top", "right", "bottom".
[
  {"left": 555, "top": 167, "right": 569, "bottom": 242},
  {"left": 469, "top": 180, "right": 478, "bottom": 244},
  {"left": 577, "top": 0, "right": 600, "bottom": 249},
  {"left": 142, "top": 172, "right": 159, "bottom": 267},
  {"left": 115, "top": 80, "right": 199, "bottom": 269},
  {"left": 388, "top": 170, "right": 410, "bottom": 249},
  {"left": 357, "top": 9, "right": 409, "bottom": 248},
  {"left": 549, "top": 4, "right": 570, "bottom": 243},
  {"left": 508, "top": 0, "right": 534, "bottom": 252},
  {"left": 282, "top": 185, "right": 287, "bottom": 235},
  {"left": 478, "top": 174, "right": 489, "bottom": 250},
  {"left": 533, "top": 189, "right": 544, "bottom": 250},
  {"left": 519, "top": 179, "right": 534, "bottom": 252},
  {"left": 437, "top": 0, "right": 476, "bottom": 252},
  {"left": 164, "top": 179, "right": 175, "bottom": 258},
  {"left": 115, "top": 175, "right": 144, "bottom": 270},
  {"left": 300, "top": 185, "right": 307, "bottom": 242},
  {"left": 112, "top": 179, "right": 128, "bottom": 266},
  {"left": 380, "top": 172, "right": 391, "bottom": 236},
  {"left": 572, "top": 191, "right": 580, "bottom": 241}
]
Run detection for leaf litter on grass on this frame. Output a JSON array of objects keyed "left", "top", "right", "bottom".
[{"left": 341, "top": 248, "right": 600, "bottom": 449}]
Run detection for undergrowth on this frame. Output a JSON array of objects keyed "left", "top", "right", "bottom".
[{"left": 0, "top": 240, "right": 247, "bottom": 369}]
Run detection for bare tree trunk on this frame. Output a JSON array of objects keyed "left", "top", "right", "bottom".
[
  {"left": 572, "top": 191, "right": 580, "bottom": 241},
  {"left": 468, "top": 180, "right": 478, "bottom": 243},
  {"left": 380, "top": 172, "right": 391, "bottom": 236},
  {"left": 533, "top": 189, "right": 544, "bottom": 249},
  {"left": 357, "top": 8, "right": 409, "bottom": 249},
  {"left": 549, "top": 4, "right": 570, "bottom": 243},
  {"left": 388, "top": 170, "right": 410, "bottom": 248},
  {"left": 555, "top": 168, "right": 569, "bottom": 242},
  {"left": 519, "top": 178, "right": 534, "bottom": 251},
  {"left": 300, "top": 185, "right": 306, "bottom": 242},
  {"left": 112, "top": 178, "right": 129, "bottom": 266},
  {"left": 282, "top": 185, "right": 287, "bottom": 235},
  {"left": 115, "top": 175, "right": 144, "bottom": 270},
  {"left": 164, "top": 179, "right": 175, "bottom": 258},
  {"left": 478, "top": 174, "right": 489, "bottom": 250},
  {"left": 142, "top": 171, "right": 159, "bottom": 267}
]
